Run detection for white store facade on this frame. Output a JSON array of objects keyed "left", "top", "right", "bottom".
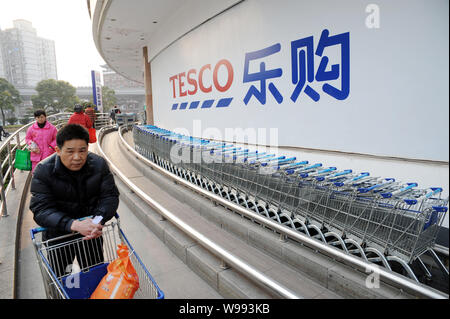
[{"left": 90, "top": 0, "right": 449, "bottom": 239}]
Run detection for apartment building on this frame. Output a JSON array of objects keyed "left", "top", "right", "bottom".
[{"left": 0, "top": 19, "right": 57, "bottom": 88}]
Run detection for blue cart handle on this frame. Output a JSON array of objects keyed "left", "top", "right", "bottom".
[
  {"left": 317, "top": 167, "right": 337, "bottom": 174},
  {"left": 30, "top": 213, "right": 120, "bottom": 240},
  {"left": 243, "top": 152, "right": 267, "bottom": 162},
  {"left": 403, "top": 187, "right": 444, "bottom": 205},
  {"left": 260, "top": 156, "right": 286, "bottom": 164},
  {"left": 233, "top": 149, "right": 250, "bottom": 156},
  {"left": 427, "top": 187, "right": 443, "bottom": 198},
  {"left": 261, "top": 157, "right": 295, "bottom": 166},
  {"left": 358, "top": 178, "right": 395, "bottom": 193},
  {"left": 314, "top": 167, "right": 339, "bottom": 181},
  {"left": 432, "top": 206, "right": 448, "bottom": 213},
  {"left": 381, "top": 182, "right": 418, "bottom": 198},
  {"left": 329, "top": 169, "right": 353, "bottom": 178},
  {"left": 295, "top": 163, "right": 322, "bottom": 173},
  {"left": 233, "top": 151, "right": 258, "bottom": 160},
  {"left": 351, "top": 172, "right": 370, "bottom": 182},
  {"left": 282, "top": 161, "right": 308, "bottom": 170}
]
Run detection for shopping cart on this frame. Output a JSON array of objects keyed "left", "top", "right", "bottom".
[
  {"left": 116, "top": 113, "right": 137, "bottom": 127},
  {"left": 30, "top": 214, "right": 164, "bottom": 299}
]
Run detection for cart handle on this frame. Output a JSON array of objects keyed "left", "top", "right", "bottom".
[
  {"left": 30, "top": 213, "right": 120, "bottom": 240},
  {"left": 261, "top": 157, "right": 295, "bottom": 167},
  {"left": 316, "top": 169, "right": 352, "bottom": 182},
  {"left": 282, "top": 161, "right": 308, "bottom": 169},
  {"left": 300, "top": 165, "right": 333, "bottom": 178},
  {"left": 333, "top": 172, "right": 369, "bottom": 187},
  {"left": 358, "top": 178, "right": 395, "bottom": 193},
  {"left": 381, "top": 182, "right": 418, "bottom": 198}
]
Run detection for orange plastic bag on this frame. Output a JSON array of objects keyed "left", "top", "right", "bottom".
[{"left": 90, "top": 244, "right": 139, "bottom": 299}]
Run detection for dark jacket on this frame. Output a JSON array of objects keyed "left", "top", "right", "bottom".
[{"left": 29, "top": 152, "right": 120, "bottom": 240}]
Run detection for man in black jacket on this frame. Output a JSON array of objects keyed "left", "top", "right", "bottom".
[{"left": 30, "top": 124, "right": 119, "bottom": 277}]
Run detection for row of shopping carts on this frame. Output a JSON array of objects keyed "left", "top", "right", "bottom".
[
  {"left": 133, "top": 125, "right": 448, "bottom": 265},
  {"left": 116, "top": 113, "right": 138, "bottom": 127}
]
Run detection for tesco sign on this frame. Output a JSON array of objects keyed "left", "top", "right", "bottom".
[
  {"left": 170, "top": 29, "right": 350, "bottom": 111},
  {"left": 169, "top": 59, "right": 234, "bottom": 110}
]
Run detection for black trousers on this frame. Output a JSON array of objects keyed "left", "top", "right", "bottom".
[{"left": 46, "top": 235, "right": 104, "bottom": 278}]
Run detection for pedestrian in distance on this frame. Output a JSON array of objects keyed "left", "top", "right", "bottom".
[
  {"left": 143, "top": 105, "right": 147, "bottom": 125},
  {"left": 68, "top": 104, "right": 92, "bottom": 129},
  {"left": 109, "top": 108, "right": 115, "bottom": 124},
  {"left": 0, "top": 125, "right": 10, "bottom": 141},
  {"left": 84, "top": 103, "right": 97, "bottom": 129},
  {"left": 25, "top": 109, "right": 58, "bottom": 172},
  {"left": 29, "top": 123, "right": 120, "bottom": 278},
  {"left": 110, "top": 105, "right": 121, "bottom": 124}
]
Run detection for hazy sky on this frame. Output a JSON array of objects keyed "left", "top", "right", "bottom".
[{"left": 0, "top": 0, "right": 105, "bottom": 87}]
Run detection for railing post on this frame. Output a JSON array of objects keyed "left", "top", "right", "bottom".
[
  {"left": 7, "top": 141, "right": 15, "bottom": 190},
  {"left": 16, "top": 133, "right": 20, "bottom": 150},
  {"left": 0, "top": 167, "right": 8, "bottom": 217}
]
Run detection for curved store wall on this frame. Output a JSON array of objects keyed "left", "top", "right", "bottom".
[{"left": 96, "top": 0, "right": 449, "bottom": 227}]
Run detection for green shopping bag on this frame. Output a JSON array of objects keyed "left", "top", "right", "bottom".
[{"left": 14, "top": 149, "right": 32, "bottom": 171}]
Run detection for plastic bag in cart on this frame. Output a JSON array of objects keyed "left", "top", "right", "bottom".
[{"left": 90, "top": 243, "right": 140, "bottom": 299}]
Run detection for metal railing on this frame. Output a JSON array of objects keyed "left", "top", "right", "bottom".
[{"left": 94, "top": 112, "right": 110, "bottom": 128}]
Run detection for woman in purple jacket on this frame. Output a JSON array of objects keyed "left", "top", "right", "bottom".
[{"left": 25, "top": 110, "right": 58, "bottom": 172}]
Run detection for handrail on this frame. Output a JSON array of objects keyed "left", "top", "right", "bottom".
[
  {"left": 116, "top": 125, "right": 448, "bottom": 300},
  {"left": 97, "top": 125, "right": 300, "bottom": 299},
  {"left": 433, "top": 244, "right": 449, "bottom": 257}
]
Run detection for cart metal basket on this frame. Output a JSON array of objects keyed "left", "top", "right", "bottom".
[{"left": 30, "top": 215, "right": 164, "bottom": 299}]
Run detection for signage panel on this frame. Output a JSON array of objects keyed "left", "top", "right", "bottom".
[{"left": 151, "top": 0, "right": 449, "bottom": 161}]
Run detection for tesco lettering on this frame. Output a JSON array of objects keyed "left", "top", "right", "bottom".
[{"left": 169, "top": 59, "right": 234, "bottom": 98}]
